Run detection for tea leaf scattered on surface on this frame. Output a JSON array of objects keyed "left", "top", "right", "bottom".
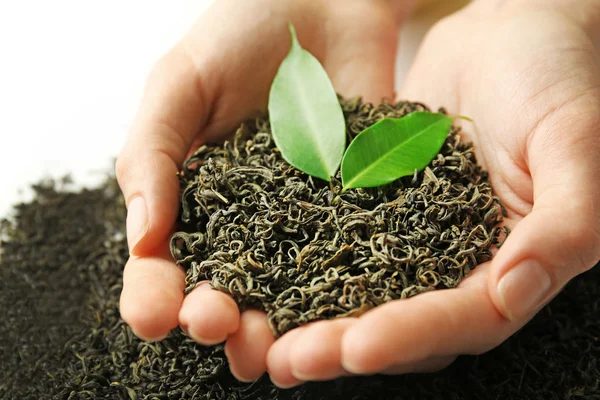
[
  {"left": 268, "top": 23, "right": 345, "bottom": 181},
  {"left": 341, "top": 112, "right": 453, "bottom": 190}
]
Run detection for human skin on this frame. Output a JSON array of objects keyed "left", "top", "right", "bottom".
[{"left": 115, "top": 0, "right": 600, "bottom": 387}]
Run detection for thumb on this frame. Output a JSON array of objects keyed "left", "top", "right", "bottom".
[
  {"left": 489, "top": 111, "right": 600, "bottom": 322},
  {"left": 116, "top": 47, "right": 211, "bottom": 256}
]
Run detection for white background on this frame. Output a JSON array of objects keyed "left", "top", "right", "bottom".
[{"left": 0, "top": 0, "right": 468, "bottom": 216}]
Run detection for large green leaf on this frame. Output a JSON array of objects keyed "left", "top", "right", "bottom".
[
  {"left": 341, "top": 112, "right": 453, "bottom": 190},
  {"left": 268, "top": 24, "right": 345, "bottom": 181}
]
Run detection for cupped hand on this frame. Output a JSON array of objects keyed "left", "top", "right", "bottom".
[
  {"left": 115, "top": 0, "right": 401, "bottom": 383},
  {"left": 266, "top": 0, "right": 600, "bottom": 387}
]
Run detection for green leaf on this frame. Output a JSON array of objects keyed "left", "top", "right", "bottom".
[
  {"left": 341, "top": 112, "right": 454, "bottom": 190},
  {"left": 268, "top": 24, "right": 346, "bottom": 181}
]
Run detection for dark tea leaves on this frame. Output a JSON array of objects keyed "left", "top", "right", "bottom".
[
  {"left": 170, "top": 99, "right": 507, "bottom": 337},
  {"left": 1, "top": 173, "right": 599, "bottom": 399}
]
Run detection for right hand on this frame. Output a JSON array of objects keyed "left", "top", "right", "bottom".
[{"left": 115, "top": 0, "right": 402, "bottom": 383}]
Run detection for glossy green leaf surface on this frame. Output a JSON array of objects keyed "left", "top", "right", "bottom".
[
  {"left": 341, "top": 112, "right": 453, "bottom": 190},
  {"left": 268, "top": 24, "right": 345, "bottom": 181}
]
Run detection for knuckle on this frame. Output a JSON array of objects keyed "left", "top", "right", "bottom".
[
  {"left": 142, "top": 48, "right": 191, "bottom": 98},
  {"left": 575, "top": 223, "right": 600, "bottom": 272},
  {"left": 147, "top": 46, "right": 195, "bottom": 89},
  {"left": 115, "top": 151, "right": 134, "bottom": 191},
  {"left": 148, "top": 49, "right": 179, "bottom": 82},
  {"left": 560, "top": 211, "right": 600, "bottom": 274}
]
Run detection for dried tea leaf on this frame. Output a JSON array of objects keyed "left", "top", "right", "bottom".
[
  {"left": 341, "top": 112, "right": 453, "bottom": 190},
  {"left": 268, "top": 23, "right": 345, "bottom": 181},
  {"left": 170, "top": 99, "right": 505, "bottom": 338}
]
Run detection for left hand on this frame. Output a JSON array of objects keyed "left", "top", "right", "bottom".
[
  {"left": 266, "top": 0, "right": 600, "bottom": 386},
  {"left": 115, "top": 0, "right": 404, "bottom": 386}
]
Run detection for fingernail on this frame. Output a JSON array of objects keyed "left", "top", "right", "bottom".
[
  {"left": 130, "top": 327, "right": 167, "bottom": 343},
  {"left": 269, "top": 376, "right": 302, "bottom": 389},
  {"left": 187, "top": 329, "right": 226, "bottom": 346},
  {"left": 126, "top": 196, "right": 148, "bottom": 253},
  {"left": 222, "top": 345, "right": 256, "bottom": 383},
  {"left": 230, "top": 369, "right": 259, "bottom": 384},
  {"left": 497, "top": 260, "right": 552, "bottom": 321},
  {"left": 341, "top": 355, "right": 367, "bottom": 375},
  {"left": 289, "top": 366, "right": 313, "bottom": 382},
  {"left": 180, "top": 325, "right": 190, "bottom": 337}
]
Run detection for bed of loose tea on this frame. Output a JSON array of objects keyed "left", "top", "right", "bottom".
[
  {"left": 170, "top": 98, "right": 508, "bottom": 336},
  {"left": 1, "top": 174, "right": 599, "bottom": 399}
]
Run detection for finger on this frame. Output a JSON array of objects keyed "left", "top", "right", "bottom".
[
  {"left": 340, "top": 263, "right": 520, "bottom": 374},
  {"left": 396, "top": 16, "right": 461, "bottom": 113},
  {"left": 116, "top": 47, "right": 211, "bottom": 256},
  {"left": 120, "top": 245, "right": 185, "bottom": 340},
  {"left": 116, "top": 41, "right": 218, "bottom": 342},
  {"left": 394, "top": 17, "right": 490, "bottom": 165},
  {"left": 225, "top": 310, "right": 275, "bottom": 382},
  {"left": 178, "top": 282, "right": 240, "bottom": 345},
  {"left": 117, "top": 0, "right": 400, "bottom": 254},
  {"left": 488, "top": 99, "right": 600, "bottom": 321},
  {"left": 288, "top": 319, "right": 356, "bottom": 381},
  {"left": 382, "top": 355, "right": 457, "bottom": 375},
  {"left": 267, "top": 327, "right": 307, "bottom": 388},
  {"left": 322, "top": 1, "right": 398, "bottom": 103},
  {"left": 117, "top": 2, "right": 307, "bottom": 254}
]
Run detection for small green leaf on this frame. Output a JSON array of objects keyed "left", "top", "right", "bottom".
[
  {"left": 341, "top": 112, "right": 454, "bottom": 190},
  {"left": 268, "top": 24, "right": 346, "bottom": 181}
]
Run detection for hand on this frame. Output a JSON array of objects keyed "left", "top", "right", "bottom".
[
  {"left": 266, "top": 0, "right": 600, "bottom": 387},
  {"left": 115, "top": 0, "right": 402, "bottom": 383}
]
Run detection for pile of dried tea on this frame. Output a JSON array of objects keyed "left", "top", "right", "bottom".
[
  {"left": 170, "top": 98, "right": 508, "bottom": 336},
  {"left": 0, "top": 177, "right": 126, "bottom": 398},
  {"left": 1, "top": 173, "right": 599, "bottom": 399}
]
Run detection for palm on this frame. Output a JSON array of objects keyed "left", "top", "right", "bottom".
[{"left": 406, "top": 3, "right": 597, "bottom": 225}]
